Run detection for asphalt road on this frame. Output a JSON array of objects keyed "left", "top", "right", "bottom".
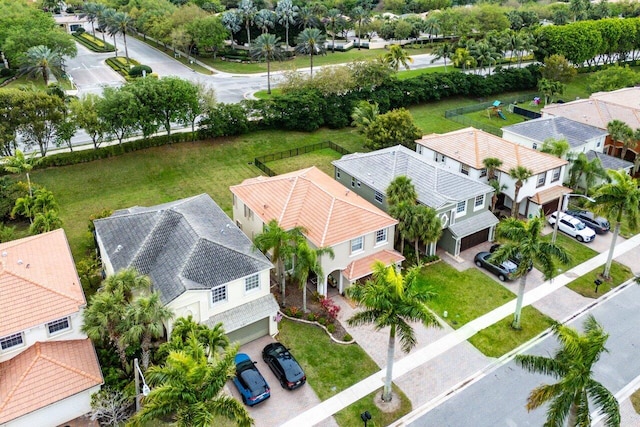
[{"left": 405, "top": 282, "right": 640, "bottom": 427}]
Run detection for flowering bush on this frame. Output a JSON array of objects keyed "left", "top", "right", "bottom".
[{"left": 319, "top": 296, "right": 341, "bottom": 321}]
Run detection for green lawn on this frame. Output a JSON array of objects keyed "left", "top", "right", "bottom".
[
  {"left": 566, "top": 261, "right": 633, "bottom": 298},
  {"left": 265, "top": 148, "right": 344, "bottom": 176},
  {"left": 534, "top": 233, "right": 598, "bottom": 277},
  {"left": 335, "top": 385, "right": 412, "bottom": 427},
  {"left": 464, "top": 106, "right": 527, "bottom": 128},
  {"left": 277, "top": 319, "right": 411, "bottom": 426}
]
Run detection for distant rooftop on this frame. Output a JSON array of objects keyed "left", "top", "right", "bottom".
[{"left": 502, "top": 116, "right": 607, "bottom": 148}]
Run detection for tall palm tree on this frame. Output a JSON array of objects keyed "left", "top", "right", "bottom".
[
  {"left": 19, "top": 45, "right": 63, "bottom": 86},
  {"left": 492, "top": 216, "right": 570, "bottom": 329},
  {"left": 101, "top": 8, "right": 118, "bottom": 56},
  {"left": 254, "top": 219, "right": 306, "bottom": 305},
  {"left": 386, "top": 175, "right": 418, "bottom": 206},
  {"left": 350, "top": 6, "right": 370, "bottom": 50},
  {"left": 383, "top": 45, "right": 414, "bottom": 72},
  {"left": 123, "top": 292, "right": 174, "bottom": 370},
  {"left": 109, "top": 11, "right": 135, "bottom": 64},
  {"left": 411, "top": 204, "right": 442, "bottom": 257},
  {"left": 347, "top": 262, "right": 441, "bottom": 402},
  {"left": 469, "top": 41, "right": 501, "bottom": 75},
  {"left": 488, "top": 179, "right": 508, "bottom": 214},
  {"left": 251, "top": 34, "right": 283, "bottom": 95},
  {"left": 221, "top": 10, "right": 242, "bottom": 46},
  {"left": 350, "top": 100, "right": 379, "bottom": 133},
  {"left": 482, "top": 157, "right": 503, "bottom": 181},
  {"left": 3, "top": 149, "right": 36, "bottom": 197},
  {"left": 238, "top": 0, "right": 257, "bottom": 47},
  {"left": 254, "top": 9, "right": 275, "bottom": 34},
  {"left": 295, "top": 28, "right": 326, "bottom": 78},
  {"left": 95, "top": 4, "right": 110, "bottom": 46},
  {"left": 541, "top": 138, "right": 571, "bottom": 158},
  {"left": 431, "top": 42, "right": 454, "bottom": 71},
  {"left": 276, "top": 0, "right": 298, "bottom": 48},
  {"left": 323, "top": 8, "right": 344, "bottom": 53},
  {"left": 422, "top": 16, "right": 441, "bottom": 43},
  {"left": 390, "top": 201, "right": 414, "bottom": 255},
  {"left": 590, "top": 170, "right": 640, "bottom": 279},
  {"left": 79, "top": 2, "right": 99, "bottom": 37},
  {"left": 297, "top": 6, "right": 319, "bottom": 29},
  {"left": 293, "top": 241, "right": 334, "bottom": 312},
  {"left": 515, "top": 315, "right": 620, "bottom": 427},
  {"left": 508, "top": 166, "right": 534, "bottom": 217},
  {"left": 606, "top": 120, "right": 634, "bottom": 160},
  {"left": 129, "top": 339, "right": 253, "bottom": 427}
]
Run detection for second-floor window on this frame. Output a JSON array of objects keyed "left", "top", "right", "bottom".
[
  {"left": 245, "top": 274, "right": 260, "bottom": 292},
  {"left": 474, "top": 194, "right": 484, "bottom": 209},
  {"left": 0, "top": 332, "right": 24, "bottom": 351},
  {"left": 434, "top": 153, "right": 446, "bottom": 163},
  {"left": 375, "top": 228, "right": 387, "bottom": 244},
  {"left": 480, "top": 168, "right": 487, "bottom": 178},
  {"left": 536, "top": 172, "right": 546, "bottom": 188},
  {"left": 47, "top": 317, "right": 70, "bottom": 335},
  {"left": 460, "top": 164, "right": 469, "bottom": 175},
  {"left": 351, "top": 236, "right": 364, "bottom": 253},
  {"left": 456, "top": 200, "right": 466, "bottom": 216},
  {"left": 551, "top": 167, "right": 561, "bottom": 182},
  {"left": 532, "top": 143, "right": 538, "bottom": 150},
  {"left": 351, "top": 177, "right": 360, "bottom": 188},
  {"left": 374, "top": 191, "right": 383, "bottom": 203},
  {"left": 212, "top": 284, "right": 228, "bottom": 305},
  {"left": 244, "top": 205, "right": 253, "bottom": 219}
]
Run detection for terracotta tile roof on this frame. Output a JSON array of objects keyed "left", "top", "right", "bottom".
[
  {"left": 542, "top": 87, "right": 640, "bottom": 130},
  {"left": 0, "top": 230, "right": 86, "bottom": 336},
  {"left": 343, "top": 250, "right": 405, "bottom": 281},
  {"left": 0, "top": 339, "right": 103, "bottom": 424},
  {"left": 528, "top": 185, "right": 573, "bottom": 205},
  {"left": 415, "top": 127, "right": 567, "bottom": 174},
  {"left": 230, "top": 167, "right": 398, "bottom": 247}
]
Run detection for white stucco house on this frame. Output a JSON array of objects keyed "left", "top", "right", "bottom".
[
  {"left": 230, "top": 167, "right": 404, "bottom": 296},
  {"left": 93, "top": 194, "right": 277, "bottom": 345}
]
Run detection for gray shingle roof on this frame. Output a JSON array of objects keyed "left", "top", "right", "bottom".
[
  {"left": 502, "top": 116, "right": 607, "bottom": 148},
  {"left": 585, "top": 150, "right": 634, "bottom": 171},
  {"left": 94, "top": 194, "right": 272, "bottom": 305},
  {"left": 448, "top": 210, "right": 499, "bottom": 238},
  {"left": 204, "top": 294, "right": 279, "bottom": 333},
  {"left": 332, "top": 145, "right": 494, "bottom": 210}
]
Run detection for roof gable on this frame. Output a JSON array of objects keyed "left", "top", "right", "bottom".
[{"left": 502, "top": 116, "right": 608, "bottom": 148}]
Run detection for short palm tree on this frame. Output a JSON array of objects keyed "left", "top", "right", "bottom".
[
  {"left": 3, "top": 149, "right": 36, "bottom": 197},
  {"left": 482, "top": 157, "right": 503, "bottom": 181},
  {"left": 250, "top": 33, "right": 283, "bottom": 94},
  {"left": 606, "top": 120, "right": 634, "bottom": 160},
  {"left": 538, "top": 78, "right": 565, "bottom": 105},
  {"left": 19, "top": 45, "right": 63, "bottom": 86},
  {"left": 509, "top": 166, "right": 534, "bottom": 217},
  {"left": 515, "top": 315, "right": 620, "bottom": 427},
  {"left": 386, "top": 175, "right": 418, "bottom": 206},
  {"left": 351, "top": 100, "right": 379, "bottom": 133},
  {"left": 423, "top": 16, "right": 441, "bottom": 43},
  {"left": 295, "top": 27, "right": 326, "bottom": 78},
  {"left": 384, "top": 45, "right": 414, "bottom": 72},
  {"left": 347, "top": 262, "right": 440, "bottom": 402},
  {"left": 431, "top": 42, "right": 454, "bottom": 71},
  {"left": 590, "top": 170, "right": 640, "bottom": 279},
  {"left": 541, "top": 138, "right": 571, "bottom": 158},
  {"left": 129, "top": 339, "right": 253, "bottom": 427},
  {"left": 161, "top": 316, "right": 229, "bottom": 362},
  {"left": 488, "top": 179, "right": 508, "bottom": 214},
  {"left": 568, "top": 152, "right": 607, "bottom": 192},
  {"left": 492, "top": 216, "right": 570, "bottom": 329},
  {"left": 410, "top": 204, "right": 442, "bottom": 257},
  {"left": 30, "top": 209, "right": 62, "bottom": 234},
  {"left": 293, "top": 241, "right": 334, "bottom": 312}
]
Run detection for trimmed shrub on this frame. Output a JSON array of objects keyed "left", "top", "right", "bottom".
[
  {"left": 306, "top": 313, "right": 318, "bottom": 322},
  {"left": 343, "top": 333, "right": 353, "bottom": 342},
  {"left": 327, "top": 323, "right": 336, "bottom": 334},
  {"left": 317, "top": 317, "right": 327, "bottom": 326},
  {"left": 74, "top": 26, "right": 84, "bottom": 34},
  {"left": 129, "top": 65, "right": 153, "bottom": 78},
  {"left": 0, "top": 68, "right": 15, "bottom": 77}
]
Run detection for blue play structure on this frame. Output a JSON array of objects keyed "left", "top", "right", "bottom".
[{"left": 488, "top": 100, "right": 507, "bottom": 120}]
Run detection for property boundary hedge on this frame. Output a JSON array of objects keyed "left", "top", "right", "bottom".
[{"left": 73, "top": 32, "right": 115, "bottom": 53}]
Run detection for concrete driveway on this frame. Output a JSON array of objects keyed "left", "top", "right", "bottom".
[{"left": 227, "top": 336, "right": 338, "bottom": 427}]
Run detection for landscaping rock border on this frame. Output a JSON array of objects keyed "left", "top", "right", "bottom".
[{"left": 278, "top": 310, "right": 355, "bottom": 345}]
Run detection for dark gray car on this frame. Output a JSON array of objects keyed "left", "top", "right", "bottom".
[
  {"left": 566, "top": 209, "right": 610, "bottom": 234},
  {"left": 262, "top": 343, "right": 306, "bottom": 390}
]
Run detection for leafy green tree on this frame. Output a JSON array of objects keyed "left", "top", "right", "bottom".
[
  {"left": 276, "top": 0, "right": 298, "bottom": 48},
  {"left": 97, "top": 86, "right": 139, "bottom": 145},
  {"left": 251, "top": 33, "right": 283, "bottom": 94},
  {"left": 295, "top": 28, "right": 326, "bottom": 78},
  {"left": 515, "top": 315, "right": 620, "bottom": 427},
  {"left": 70, "top": 94, "right": 105, "bottom": 149},
  {"left": 19, "top": 45, "right": 63, "bottom": 86},
  {"left": 589, "top": 65, "right": 640, "bottom": 92},
  {"left": 383, "top": 45, "right": 413, "bottom": 72},
  {"left": 128, "top": 339, "right": 253, "bottom": 427},
  {"left": 293, "top": 241, "right": 334, "bottom": 312},
  {"left": 3, "top": 149, "right": 36, "bottom": 197},
  {"left": 18, "top": 91, "right": 64, "bottom": 157},
  {"left": 186, "top": 16, "right": 229, "bottom": 60},
  {"left": 347, "top": 262, "right": 440, "bottom": 402},
  {"left": 540, "top": 138, "right": 571, "bottom": 158},
  {"left": 364, "top": 108, "right": 422, "bottom": 150},
  {"left": 492, "top": 217, "right": 570, "bottom": 329},
  {"left": 508, "top": 166, "right": 534, "bottom": 217},
  {"left": 541, "top": 54, "right": 577, "bottom": 83},
  {"left": 591, "top": 170, "right": 640, "bottom": 279},
  {"left": 350, "top": 100, "right": 379, "bottom": 133}
]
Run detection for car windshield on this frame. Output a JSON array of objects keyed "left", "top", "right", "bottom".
[
  {"left": 575, "top": 222, "right": 586, "bottom": 230},
  {"left": 501, "top": 259, "right": 518, "bottom": 273}
]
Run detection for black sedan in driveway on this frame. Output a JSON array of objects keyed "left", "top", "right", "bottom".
[
  {"left": 262, "top": 343, "right": 306, "bottom": 390},
  {"left": 489, "top": 244, "right": 533, "bottom": 272},
  {"left": 474, "top": 251, "right": 518, "bottom": 282}
]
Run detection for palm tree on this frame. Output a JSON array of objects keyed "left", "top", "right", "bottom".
[
  {"left": 386, "top": 175, "right": 418, "bottom": 206},
  {"left": 293, "top": 241, "right": 334, "bottom": 312},
  {"left": 79, "top": 3, "right": 99, "bottom": 37},
  {"left": 221, "top": 11, "right": 242, "bottom": 46},
  {"left": 347, "top": 262, "right": 441, "bottom": 402},
  {"left": 384, "top": 45, "right": 414, "bottom": 72},
  {"left": 351, "top": 100, "right": 379, "bottom": 133},
  {"left": 390, "top": 201, "right": 414, "bottom": 255},
  {"left": 254, "top": 9, "right": 275, "bottom": 34},
  {"left": 251, "top": 34, "right": 283, "bottom": 95},
  {"left": 32, "top": 187, "right": 58, "bottom": 214},
  {"left": 3, "top": 149, "right": 36, "bottom": 197},
  {"left": 11, "top": 194, "right": 35, "bottom": 222},
  {"left": 276, "top": 0, "right": 298, "bottom": 48},
  {"left": 482, "top": 157, "right": 503, "bottom": 181},
  {"left": 161, "top": 316, "right": 229, "bottom": 361},
  {"left": 515, "top": 315, "right": 620, "bottom": 427},
  {"left": 109, "top": 11, "right": 135, "bottom": 64},
  {"left": 123, "top": 292, "right": 174, "bottom": 370},
  {"left": 297, "top": 6, "right": 319, "bottom": 29},
  {"left": 423, "top": 16, "right": 441, "bottom": 43},
  {"left": 350, "top": 6, "right": 370, "bottom": 50},
  {"left": 508, "top": 166, "right": 534, "bottom": 217},
  {"left": 101, "top": 8, "right": 119, "bottom": 56},
  {"left": 95, "top": 4, "right": 110, "bottom": 46},
  {"left": 411, "top": 204, "right": 442, "bottom": 257},
  {"left": 492, "top": 216, "right": 570, "bottom": 329},
  {"left": 568, "top": 152, "right": 607, "bottom": 191},
  {"left": 295, "top": 28, "right": 326, "bottom": 78},
  {"left": 431, "top": 42, "right": 454, "bottom": 71},
  {"left": 469, "top": 41, "right": 501, "bottom": 75},
  {"left": 19, "top": 45, "right": 63, "bottom": 86},
  {"left": 590, "top": 170, "right": 640, "bottom": 279},
  {"left": 102, "top": 267, "right": 152, "bottom": 301},
  {"left": 129, "top": 339, "right": 253, "bottom": 427},
  {"left": 238, "top": 0, "right": 257, "bottom": 47},
  {"left": 541, "top": 138, "right": 571, "bottom": 158},
  {"left": 254, "top": 219, "right": 306, "bottom": 305},
  {"left": 606, "top": 120, "right": 633, "bottom": 160},
  {"left": 488, "top": 179, "right": 508, "bottom": 214},
  {"left": 323, "top": 8, "right": 344, "bottom": 53},
  {"left": 538, "top": 78, "right": 565, "bottom": 105}
]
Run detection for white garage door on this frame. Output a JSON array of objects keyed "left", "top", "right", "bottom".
[{"left": 226, "top": 317, "right": 270, "bottom": 345}]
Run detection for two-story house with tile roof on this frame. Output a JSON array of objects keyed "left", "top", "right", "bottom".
[
  {"left": 230, "top": 167, "right": 403, "bottom": 295},
  {"left": 0, "top": 229, "right": 103, "bottom": 427},
  {"left": 415, "top": 127, "right": 569, "bottom": 218},
  {"left": 93, "top": 194, "right": 277, "bottom": 345},
  {"left": 332, "top": 145, "right": 499, "bottom": 257}
]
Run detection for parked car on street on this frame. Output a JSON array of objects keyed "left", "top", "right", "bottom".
[
  {"left": 233, "top": 353, "right": 271, "bottom": 406},
  {"left": 547, "top": 211, "right": 596, "bottom": 243},
  {"left": 565, "top": 209, "right": 610, "bottom": 234},
  {"left": 262, "top": 343, "right": 306, "bottom": 390},
  {"left": 489, "top": 244, "right": 533, "bottom": 272},
  {"left": 474, "top": 251, "right": 518, "bottom": 281}
]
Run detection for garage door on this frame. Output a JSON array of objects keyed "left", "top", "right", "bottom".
[
  {"left": 542, "top": 200, "right": 558, "bottom": 216},
  {"left": 460, "top": 228, "right": 490, "bottom": 252},
  {"left": 226, "top": 317, "right": 270, "bottom": 345}
]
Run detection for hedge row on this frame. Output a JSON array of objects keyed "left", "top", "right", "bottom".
[{"left": 73, "top": 32, "right": 115, "bottom": 53}]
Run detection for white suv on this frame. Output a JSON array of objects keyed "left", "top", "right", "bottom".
[{"left": 548, "top": 211, "right": 596, "bottom": 243}]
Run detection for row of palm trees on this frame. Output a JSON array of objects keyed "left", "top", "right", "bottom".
[{"left": 80, "top": 3, "right": 136, "bottom": 64}]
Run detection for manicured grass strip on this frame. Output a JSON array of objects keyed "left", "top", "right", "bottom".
[
  {"left": 419, "top": 262, "right": 516, "bottom": 328},
  {"left": 631, "top": 388, "right": 640, "bottom": 414},
  {"left": 566, "top": 261, "right": 633, "bottom": 298},
  {"left": 277, "top": 318, "right": 379, "bottom": 399},
  {"left": 335, "top": 385, "right": 412, "bottom": 427},
  {"left": 534, "top": 233, "right": 598, "bottom": 277},
  {"left": 265, "top": 148, "right": 343, "bottom": 176},
  {"left": 468, "top": 306, "right": 554, "bottom": 358},
  {"left": 106, "top": 56, "right": 141, "bottom": 78},
  {"left": 73, "top": 32, "right": 115, "bottom": 52},
  {"left": 396, "top": 65, "right": 449, "bottom": 80}
]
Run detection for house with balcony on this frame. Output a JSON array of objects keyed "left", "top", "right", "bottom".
[
  {"left": 0, "top": 229, "right": 103, "bottom": 427},
  {"left": 230, "top": 167, "right": 403, "bottom": 296},
  {"left": 93, "top": 194, "right": 277, "bottom": 345},
  {"left": 332, "top": 145, "right": 499, "bottom": 257},
  {"left": 415, "top": 127, "right": 569, "bottom": 217}
]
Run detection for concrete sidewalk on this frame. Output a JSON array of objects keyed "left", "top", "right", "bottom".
[{"left": 281, "top": 233, "right": 640, "bottom": 427}]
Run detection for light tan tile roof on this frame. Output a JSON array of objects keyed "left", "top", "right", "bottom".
[
  {"left": 528, "top": 185, "right": 573, "bottom": 205},
  {"left": 542, "top": 87, "right": 640, "bottom": 130},
  {"left": 415, "top": 127, "right": 567, "bottom": 174},
  {"left": 0, "top": 229, "right": 86, "bottom": 336},
  {"left": 230, "top": 167, "right": 398, "bottom": 247},
  {"left": 343, "top": 250, "right": 405, "bottom": 281},
  {"left": 0, "top": 339, "right": 103, "bottom": 424}
]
